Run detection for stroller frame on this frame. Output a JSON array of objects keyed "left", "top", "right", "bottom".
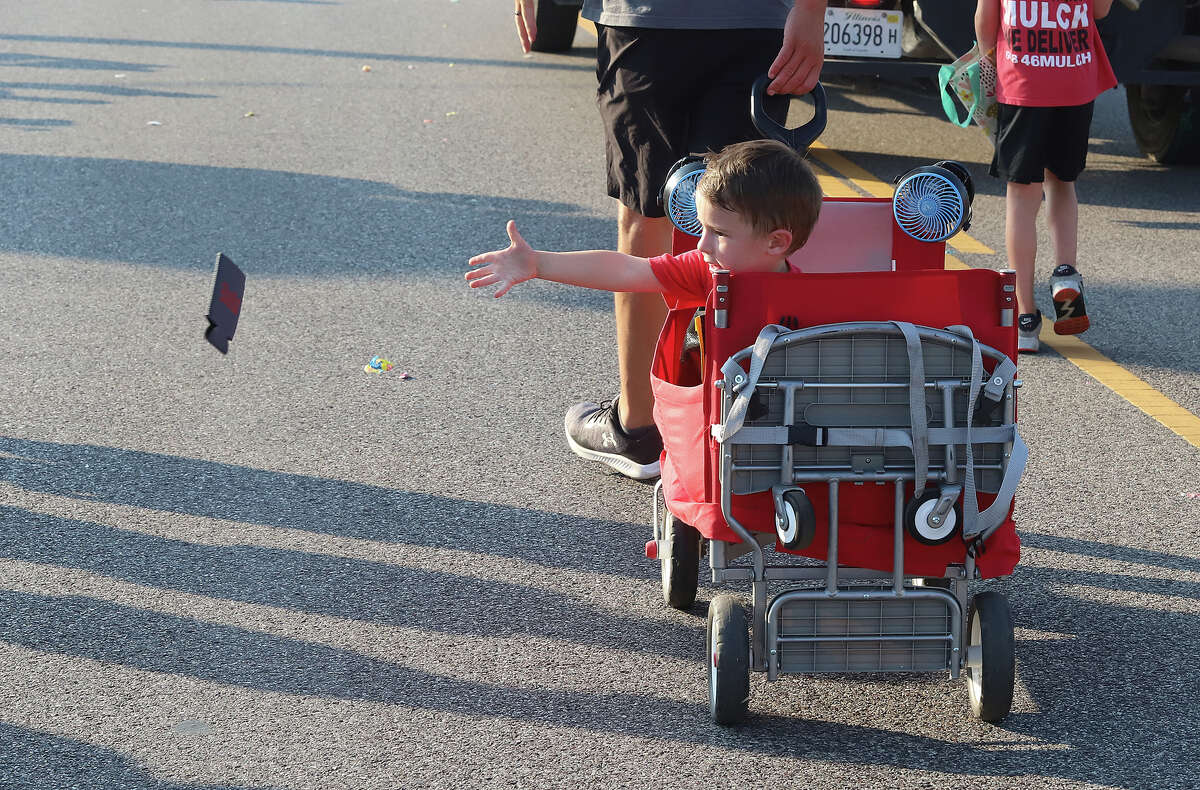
[
  {"left": 649, "top": 213, "right": 1025, "bottom": 726},
  {"left": 716, "top": 322, "right": 1017, "bottom": 678}
]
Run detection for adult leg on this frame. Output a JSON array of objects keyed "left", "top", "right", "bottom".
[
  {"left": 615, "top": 204, "right": 672, "bottom": 430},
  {"left": 1005, "top": 180, "right": 1043, "bottom": 316}
]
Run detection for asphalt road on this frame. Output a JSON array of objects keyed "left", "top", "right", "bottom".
[{"left": 2, "top": 2, "right": 1199, "bottom": 789}]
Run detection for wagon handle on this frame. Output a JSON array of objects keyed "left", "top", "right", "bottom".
[{"left": 750, "top": 77, "right": 827, "bottom": 152}]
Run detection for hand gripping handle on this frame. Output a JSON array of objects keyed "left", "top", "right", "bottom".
[{"left": 750, "top": 76, "right": 827, "bottom": 152}]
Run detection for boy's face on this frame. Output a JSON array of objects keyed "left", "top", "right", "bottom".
[{"left": 694, "top": 193, "right": 793, "bottom": 274}]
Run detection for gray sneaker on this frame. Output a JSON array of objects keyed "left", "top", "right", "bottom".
[
  {"left": 564, "top": 396, "right": 662, "bottom": 480},
  {"left": 1017, "top": 311, "right": 1042, "bottom": 354}
]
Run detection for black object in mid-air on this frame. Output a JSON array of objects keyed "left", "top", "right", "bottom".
[{"left": 205, "top": 253, "right": 245, "bottom": 354}]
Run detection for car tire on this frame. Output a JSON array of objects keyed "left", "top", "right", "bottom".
[{"left": 1126, "top": 84, "right": 1200, "bottom": 165}]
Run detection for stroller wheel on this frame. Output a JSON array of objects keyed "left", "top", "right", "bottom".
[
  {"left": 904, "top": 489, "right": 962, "bottom": 546},
  {"left": 707, "top": 594, "right": 750, "bottom": 726},
  {"left": 966, "top": 591, "right": 1016, "bottom": 722},
  {"left": 775, "top": 489, "right": 816, "bottom": 550},
  {"left": 661, "top": 514, "right": 700, "bottom": 610}
]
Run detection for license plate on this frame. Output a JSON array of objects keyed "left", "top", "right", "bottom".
[{"left": 824, "top": 7, "right": 903, "bottom": 59}]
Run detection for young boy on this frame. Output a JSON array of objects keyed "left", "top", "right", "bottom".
[
  {"left": 976, "top": 0, "right": 1116, "bottom": 353},
  {"left": 466, "top": 138, "right": 822, "bottom": 478}
]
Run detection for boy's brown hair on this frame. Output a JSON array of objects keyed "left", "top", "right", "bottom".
[{"left": 696, "top": 139, "right": 822, "bottom": 255}]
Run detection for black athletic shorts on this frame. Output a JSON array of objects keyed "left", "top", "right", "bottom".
[
  {"left": 596, "top": 25, "right": 789, "bottom": 218},
  {"left": 989, "top": 101, "right": 1095, "bottom": 184}
]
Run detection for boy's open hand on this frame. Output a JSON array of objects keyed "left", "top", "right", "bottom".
[{"left": 465, "top": 220, "right": 538, "bottom": 298}]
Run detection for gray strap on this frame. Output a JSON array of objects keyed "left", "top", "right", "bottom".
[
  {"left": 713, "top": 324, "right": 789, "bottom": 443},
  {"left": 893, "top": 322, "right": 929, "bottom": 497},
  {"left": 971, "top": 432, "right": 1028, "bottom": 541},
  {"left": 983, "top": 356, "right": 1016, "bottom": 403},
  {"left": 945, "top": 324, "right": 982, "bottom": 538}
]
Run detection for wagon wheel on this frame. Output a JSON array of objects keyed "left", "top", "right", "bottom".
[
  {"left": 966, "top": 590, "right": 1015, "bottom": 722},
  {"left": 707, "top": 594, "right": 750, "bottom": 726},
  {"left": 661, "top": 513, "right": 700, "bottom": 610},
  {"left": 904, "top": 488, "right": 962, "bottom": 546}
]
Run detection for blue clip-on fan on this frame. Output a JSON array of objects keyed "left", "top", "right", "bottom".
[{"left": 892, "top": 160, "right": 975, "bottom": 243}]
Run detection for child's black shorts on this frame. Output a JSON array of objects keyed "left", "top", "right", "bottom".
[
  {"left": 990, "top": 101, "right": 1095, "bottom": 184},
  {"left": 596, "top": 25, "right": 789, "bottom": 218}
]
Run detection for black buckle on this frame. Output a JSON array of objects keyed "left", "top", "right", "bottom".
[
  {"left": 787, "top": 423, "right": 827, "bottom": 447},
  {"left": 973, "top": 389, "right": 1003, "bottom": 426}
]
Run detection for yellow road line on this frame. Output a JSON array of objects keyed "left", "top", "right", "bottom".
[
  {"left": 807, "top": 158, "right": 862, "bottom": 198},
  {"left": 944, "top": 253, "right": 970, "bottom": 270},
  {"left": 578, "top": 14, "right": 596, "bottom": 36},
  {"left": 1038, "top": 328, "right": 1200, "bottom": 448}
]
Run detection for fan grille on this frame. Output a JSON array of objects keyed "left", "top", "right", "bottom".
[
  {"left": 893, "top": 172, "right": 965, "bottom": 243},
  {"left": 666, "top": 170, "right": 704, "bottom": 237}
]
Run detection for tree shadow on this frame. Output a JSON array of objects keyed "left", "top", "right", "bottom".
[
  {"left": 3, "top": 583, "right": 1196, "bottom": 788},
  {"left": 0, "top": 117, "right": 71, "bottom": 129},
  {"left": 0, "top": 81, "right": 217, "bottom": 105},
  {"left": 986, "top": 564, "right": 1200, "bottom": 787},
  {"left": 0, "top": 722, "right": 286, "bottom": 790},
  {"left": 0, "top": 437, "right": 651, "bottom": 580},
  {"left": 0, "top": 51, "right": 163, "bottom": 73},
  {"left": 0, "top": 504, "right": 701, "bottom": 661},
  {"left": 0, "top": 34, "right": 594, "bottom": 74},
  {"left": 0, "top": 153, "right": 614, "bottom": 310},
  {"left": 3, "top": 440, "right": 1199, "bottom": 785}
]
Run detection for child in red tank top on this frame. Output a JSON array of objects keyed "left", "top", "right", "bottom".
[{"left": 975, "top": 0, "right": 1117, "bottom": 352}]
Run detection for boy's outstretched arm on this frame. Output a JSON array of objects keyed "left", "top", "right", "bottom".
[
  {"left": 975, "top": 0, "right": 1000, "bottom": 55},
  {"left": 465, "top": 221, "right": 661, "bottom": 297}
]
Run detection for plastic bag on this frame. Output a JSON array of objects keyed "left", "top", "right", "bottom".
[{"left": 938, "top": 44, "right": 998, "bottom": 140}]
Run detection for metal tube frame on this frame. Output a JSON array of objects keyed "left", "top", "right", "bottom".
[{"left": 712, "top": 322, "right": 1012, "bottom": 678}]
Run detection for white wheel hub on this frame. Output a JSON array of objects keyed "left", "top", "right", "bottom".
[
  {"left": 913, "top": 498, "right": 957, "bottom": 543},
  {"left": 775, "top": 504, "right": 798, "bottom": 544}
]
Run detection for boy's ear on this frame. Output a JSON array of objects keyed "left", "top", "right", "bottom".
[{"left": 766, "top": 228, "right": 794, "bottom": 255}]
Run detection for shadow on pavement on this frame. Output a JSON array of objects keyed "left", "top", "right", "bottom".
[
  {"left": 0, "top": 436, "right": 653, "bottom": 581},
  {"left": 0, "top": 34, "right": 594, "bottom": 73},
  {"left": 0, "top": 80, "right": 217, "bottom": 104},
  {"left": 0, "top": 153, "right": 613, "bottom": 295},
  {"left": 0, "top": 722, "right": 285, "bottom": 790},
  {"left": 0, "top": 504, "right": 701, "bottom": 662},
  {"left": 1, "top": 580, "right": 1195, "bottom": 788},
  {"left": 1, "top": 440, "right": 1199, "bottom": 786}
]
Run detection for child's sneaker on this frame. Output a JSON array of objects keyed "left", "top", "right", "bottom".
[
  {"left": 1017, "top": 311, "right": 1042, "bottom": 354},
  {"left": 1050, "top": 264, "right": 1090, "bottom": 335},
  {"left": 564, "top": 396, "right": 662, "bottom": 480}
]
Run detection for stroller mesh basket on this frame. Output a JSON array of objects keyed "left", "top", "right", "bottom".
[{"left": 773, "top": 592, "right": 954, "bottom": 673}]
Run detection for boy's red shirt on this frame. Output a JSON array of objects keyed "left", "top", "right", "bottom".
[
  {"left": 993, "top": 0, "right": 1116, "bottom": 106},
  {"left": 649, "top": 249, "right": 800, "bottom": 310}
]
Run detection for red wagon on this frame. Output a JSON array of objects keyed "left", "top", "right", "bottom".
[{"left": 646, "top": 81, "right": 1027, "bottom": 725}]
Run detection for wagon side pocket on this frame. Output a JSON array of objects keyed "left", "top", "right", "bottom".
[{"left": 652, "top": 308, "right": 709, "bottom": 505}]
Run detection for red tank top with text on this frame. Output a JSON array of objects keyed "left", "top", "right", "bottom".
[{"left": 994, "top": 0, "right": 1116, "bottom": 107}]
